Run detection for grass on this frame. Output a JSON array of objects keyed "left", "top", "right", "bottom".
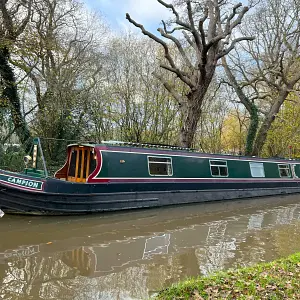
[{"left": 155, "top": 252, "right": 300, "bottom": 299}]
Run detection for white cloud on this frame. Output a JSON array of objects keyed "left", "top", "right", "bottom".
[
  {"left": 125, "top": 0, "right": 172, "bottom": 24},
  {"left": 84, "top": 0, "right": 174, "bottom": 32}
]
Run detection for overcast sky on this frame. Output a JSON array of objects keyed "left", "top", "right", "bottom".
[{"left": 84, "top": 0, "right": 173, "bottom": 32}]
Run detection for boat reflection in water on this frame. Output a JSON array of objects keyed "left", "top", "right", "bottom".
[
  {"left": 60, "top": 233, "right": 171, "bottom": 278},
  {"left": 1, "top": 195, "right": 300, "bottom": 299}
]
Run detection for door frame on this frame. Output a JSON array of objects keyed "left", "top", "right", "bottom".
[{"left": 67, "top": 146, "right": 93, "bottom": 182}]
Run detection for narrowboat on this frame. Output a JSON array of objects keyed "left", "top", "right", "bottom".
[{"left": 0, "top": 137, "right": 300, "bottom": 215}]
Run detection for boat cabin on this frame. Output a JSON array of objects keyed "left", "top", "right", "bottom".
[
  {"left": 55, "top": 144, "right": 97, "bottom": 182},
  {"left": 23, "top": 138, "right": 300, "bottom": 183}
]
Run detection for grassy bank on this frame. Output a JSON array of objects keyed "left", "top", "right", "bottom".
[{"left": 155, "top": 253, "right": 300, "bottom": 299}]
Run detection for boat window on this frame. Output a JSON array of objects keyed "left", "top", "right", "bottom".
[
  {"left": 148, "top": 156, "right": 173, "bottom": 176},
  {"left": 77, "top": 149, "right": 83, "bottom": 178},
  {"left": 210, "top": 160, "right": 228, "bottom": 177},
  {"left": 249, "top": 162, "right": 265, "bottom": 177},
  {"left": 68, "top": 150, "right": 77, "bottom": 177},
  {"left": 278, "top": 164, "right": 291, "bottom": 177},
  {"left": 83, "top": 149, "right": 88, "bottom": 177}
]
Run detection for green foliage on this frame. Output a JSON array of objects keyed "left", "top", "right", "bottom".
[
  {"left": 156, "top": 252, "right": 300, "bottom": 299},
  {"left": 221, "top": 111, "right": 248, "bottom": 155},
  {"left": 245, "top": 105, "right": 259, "bottom": 156},
  {"left": 263, "top": 95, "right": 300, "bottom": 158},
  {"left": 0, "top": 144, "right": 25, "bottom": 172}
]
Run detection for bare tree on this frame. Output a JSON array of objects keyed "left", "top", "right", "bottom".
[
  {"left": 126, "top": 0, "right": 253, "bottom": 147},
  {"left": 194, "top": 79, "right": 229, "bottom": 153},
  {"left": 89, "top": 34, "right": 180, "bottom": 144},
  {"left": 223, "top": 0, "right": 300, "bottom": 156},
  {"left": 0, "top": 0, "right": 32, "bottom": 149}
]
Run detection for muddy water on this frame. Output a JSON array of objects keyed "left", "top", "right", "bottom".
[{"left": 1, "top": 195, "right": 300, "bottom": 299}]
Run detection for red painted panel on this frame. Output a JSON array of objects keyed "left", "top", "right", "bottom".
[{"left": 87, "top": 146, "right": 109, "bottom": 183}]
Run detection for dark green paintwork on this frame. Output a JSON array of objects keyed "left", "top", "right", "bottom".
[
  {"left": 21, "top": 137, "right": 47, "bottom": 178},
  {"left": 294, "top": 164, "right": 300, "bottom": 176},
  {"left": 19, "top": 138, "right": 300, "bottom": 180},
  {"left": 23, "top": 169, "right": 45, "bottom": 178},
  {"left": 97, "top": 149, "right": 299, "bottom": 179}
]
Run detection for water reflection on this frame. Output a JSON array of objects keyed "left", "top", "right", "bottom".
[{"left": 1, "top": 195, "right": 300, "bottom": 299}]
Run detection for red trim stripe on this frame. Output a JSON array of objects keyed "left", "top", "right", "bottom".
[{"left": 87, "top": 147, "right": 109, "bottom": 183}]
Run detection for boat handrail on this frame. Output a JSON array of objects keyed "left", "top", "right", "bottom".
[{"left": 101, "top": 140, "right": 195, "bottom": 151}]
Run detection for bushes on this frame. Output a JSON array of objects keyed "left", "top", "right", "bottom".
[{"left": 0, "top": 144, "right": 25, "bottom": 172}]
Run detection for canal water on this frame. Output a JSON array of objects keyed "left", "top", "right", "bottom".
[{"left": 1, "top": 195, "right": 300, "bottom": 299}]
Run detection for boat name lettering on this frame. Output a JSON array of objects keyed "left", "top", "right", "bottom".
[
  {"left": 8, "top": 177, "right": 39, "bottom": 188},
  {"left": 0, "top": 174, "right": 43, "bottom": 190}
]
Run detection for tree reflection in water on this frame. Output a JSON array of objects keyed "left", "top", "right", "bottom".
[{"left": 1, "top": 201, "right": 300, "bottom": 299}]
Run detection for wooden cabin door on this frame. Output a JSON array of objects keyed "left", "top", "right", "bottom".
[{"left": 67, "top": 146, "right": 95, "bottom": 182}]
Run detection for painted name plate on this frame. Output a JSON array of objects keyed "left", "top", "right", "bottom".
[{"left": 0, "top": 174, "right": 43, "bottom": 191}]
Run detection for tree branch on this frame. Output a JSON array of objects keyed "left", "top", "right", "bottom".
[
  {"left": 16, "top": 0, "right": 33, "bottom": 37},
  {"left": 153, "top": 72, "right": 185, "bottom": 106},
  {"left": 225, "top": 3, "right": 243, "bottom": 33},
  {"left": 159, "top": 64, "right": 194, "bottom": 87},
  {"left": 217, "top": 36, "right": 255, "bottom": 59},
  {"left": 0, "top": 0, "right": 33, "bottom": 40},
  {"left": 157, "top": 0, "right": 191, "bottom": 29},
  {"left": 0, "top": 0, "right": 14, "bottom": 37},
  {"left": 222, "top": 56, "right": 253, "bottom": 113},
  {"left": 182, "top": 32, "right": 196, "bottom": 51},
  {"left": 157, "top": 27, "right": 194, "bottom": 70},
  {"left": 186, "top": 0, "right": 203, "bottom": 53},
  {"left": 162, "top": 20, "right": 185, "bottom": 34},
  {"left": 207, "top": 5, "right": 250, "bottom": 50},
  {"left": 126, "top": 13, "right": 195, "bottom": 89}
]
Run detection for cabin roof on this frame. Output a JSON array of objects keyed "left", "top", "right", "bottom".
[
  {"left": 66, "top": 140, "right": 299, "bottom": 163},
  {"left": 67, "top": 141, "right": 193, "bottom": 151},
  {"left": 67, "top": 143, "right": 96, "bottom": 148}
]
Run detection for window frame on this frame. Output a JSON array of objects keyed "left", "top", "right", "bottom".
[
  {"left": 68, "top": 149, "right": 77, "bottom": 177},
  {"left": 278, "top": 164, "right": 291, "bottom": 178},
  {"left": 147, "top": 156, "right": 173, "bottom": 177},
  {"left": 249, "top": 162, "right": 265, "bottom": 178},
  {"left": 209, "top": 160, "right": 229, "bottom": 177}
]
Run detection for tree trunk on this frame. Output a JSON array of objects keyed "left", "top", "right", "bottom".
[
  {"left": 245, "top": 104, "right": 258, "bottom": 156},
  {"left": 0, "top": 47, "right": 31, "bottom": 151},
  {"left": 222, "top": 57, "right": 259, "bottom": 156},
  {"left": 180, "top": 92, "right": 203, "bottom": 148},
  {"left": 251, "top": 90, "right": 289, "bottom": 156}
]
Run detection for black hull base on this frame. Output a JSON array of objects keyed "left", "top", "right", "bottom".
[{"left": 1, "top": 181, "right": 300, "bottom": 215}]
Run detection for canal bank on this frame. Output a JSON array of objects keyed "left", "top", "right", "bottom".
[{"left": 156, "top": 252, "right": 300, "bottom": 299}]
